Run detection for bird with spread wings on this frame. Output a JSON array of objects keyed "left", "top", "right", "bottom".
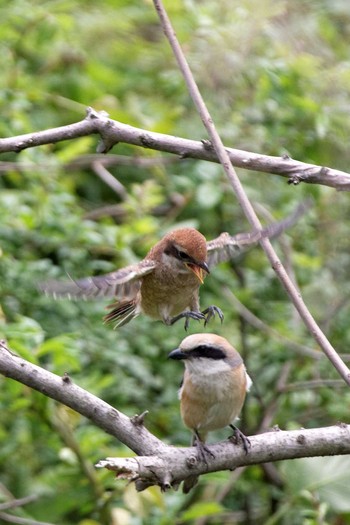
[{"left": 40, "top": 200, "right": 310, "bottom": 329}]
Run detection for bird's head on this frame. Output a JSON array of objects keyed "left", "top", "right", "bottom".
[
  {"left": 157, "top": 228, "right": 209, "bottom": 283},
  {"left": 168, "top": 333, "right": 246, "bottom": 376}
]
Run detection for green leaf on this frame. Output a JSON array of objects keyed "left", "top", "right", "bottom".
[
  {"left": 180, "top": 502, "right": 224, "bottom": 521},
  {"left": 282, "top": 456, "right": 350, "bottom": 512}
]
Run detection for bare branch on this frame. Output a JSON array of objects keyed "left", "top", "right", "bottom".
[
  {"left": 0, "top": 340, "right": 165, "bottom": 457},
  {"left": 0, "top": 512, "right": 55, "bottom": 525},
  {"left": 0, "top": 109, "right": 100, "bottom": 152},
  {"left": 152, "top": 0, "right": 350, "bottom": 387},
  {"left": 283, "top": 379, "right": 346, "bottom": 391},
  {"left": 0, "top": 108, "right": 350, "bottom": 191},
  {"left": 223, "top": 287, "right": 322, "bottom": 360},
  {"left": 83, "top": 204, "right": 125, "bottom": 221},
  {"left": 97, "top": 424, "right": 350, "bottom": 491},
  {"left": 0, "top": 495, "right": 38, "bottom": 512},
  {"left": 0, "top": 494, "right": 53, "bottom": 525},
  {"left": 92, "top": 160, "right": 127, "bottom": 199},
  {"left": 1, "top": 340, "right": 350, "bottom": 492},
  {"left": 194, "top": 467, "right": 247, "bottom": 525}
]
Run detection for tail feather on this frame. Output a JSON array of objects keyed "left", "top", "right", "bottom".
[{"left": 104, "top": 300, "right": 138, "bottom": 328}]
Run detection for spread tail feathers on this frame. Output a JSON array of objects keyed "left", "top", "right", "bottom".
[{"left": 104, "top": 300, "right": 138, "bottom": 328}]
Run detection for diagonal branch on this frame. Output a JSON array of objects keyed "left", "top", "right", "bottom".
[
  {"left": 152, "top": 0, "right": 350, "bottom": 387},
  {"left": 0, "top": 340, "right": 165, "bottom": 457},
  {"left": 0, "top": 108, "right": 350, "bottom": 191},
  {"left": 223, "top": 287, "right": 322, "bottom": 360}
]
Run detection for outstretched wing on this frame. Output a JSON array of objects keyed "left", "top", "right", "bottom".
[
  {"left": 207, "top": 199, "right": 311, "bottom": 269},
  {"left": 39, "top": 260, "right": 157, "bottom": 301},
  {"left": 206, "top": 230, "right": 261, "bottom": 268}
]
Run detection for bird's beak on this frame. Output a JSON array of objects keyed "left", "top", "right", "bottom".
[
  {"left": 168, "top": 348, "right": 188, "bottom": 360},
  {"left": 185, "top": 261, "right": 210, "bottom": 284}
]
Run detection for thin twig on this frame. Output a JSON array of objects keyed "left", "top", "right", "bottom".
[
  {"left": 0, "top": 496, "right": 38, "bottom": 512},
  {"left": 257, "top": 362, "right": 292, "bottom": 432},
  {"left": 282, "top": 379, "right": 346, "bottom": 391},
  {"left": 0, "top": 512, "right": 54, "bottom": 525},
  {"left": 0, "top": 155, "right": 174, "bottom": 174},
  {"left": 194, "top": 467, "right": 247, "bottom": 525},
  {"left": 152, "top": 0, "right": 350, "bottom": 387},
  {"left": 51, "top": 407, "right": 105, "bottom": 500},
  {"left": 83, "top": 204, "right": 125, "bottom": 220},
  {"left": 66, "top": 153, "right": 175, "bottom": 170},
  {"left": 92, "top": 160, "right": 128, "bottom": 199},
  {"left": 223, "top": 287, "right": 322, "bottom": 360}
]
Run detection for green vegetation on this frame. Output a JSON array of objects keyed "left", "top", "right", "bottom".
[{"left": 1, "top": 0, "right": 350, "bottom": 523}]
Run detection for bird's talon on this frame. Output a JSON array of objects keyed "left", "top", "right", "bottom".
[
  {"left": 193, "top": 431, "right": 215, "bottom": 462},
  {"left": 195, "top": 442, "right": 215, "bottom": 463},
  {"left": 201, "top": 305, "right": 224, "bottom": 326},
  {"left": 229, "top": 425, "right": 251, "bottom": 455},
  {"left": 170, "top": 310, "right": 206, "bottom": 329}
]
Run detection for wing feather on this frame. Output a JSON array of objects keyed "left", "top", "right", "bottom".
[
  {"left": 207, "top": 199, "right": 311, "bottom": 268},
  {"left": 39, "top": 260, "right": 156, "bottom": 301}
]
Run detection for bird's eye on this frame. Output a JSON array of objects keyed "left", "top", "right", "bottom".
[{"left": 177, "top": 250, "right": 189, "bottom": 259}]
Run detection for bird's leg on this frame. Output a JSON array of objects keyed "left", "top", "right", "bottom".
[
  {"left": 169, "top": 310, "right": 206, "bottom": 330},
  {"left": 193, "top": 430, "right": 215, "bottom": 463},
  {"left": 229, "top": 424, "right": 251, "bottom": 454},
  {"left": 201, "top": 305, "right": 224, "bottom": 326}
]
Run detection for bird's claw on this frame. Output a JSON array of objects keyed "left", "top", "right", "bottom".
[
  {"left": 202, "top": 305, "right": 224, "bottom": 326},
  {"left": 169, "top": 306, "right": 224, "bottom": 330},
  {"left": 194, "top": 437, "right": 215, "bottom": 463},
  {"left": 229, "top": 425, "right": 251, "bottom": 455},
  {"left": 170, "top": 311, "right": 206, "bottom": 331}
]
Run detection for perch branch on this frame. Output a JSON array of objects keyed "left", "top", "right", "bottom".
[
  {"left": 152, "top": 0, "right": 350, "bottom": 387},
  {"left": 1, "top": 341, "right": 350, "bottom": 492},
  {"left": 96, "top": 424, "right": 350, "bottom": 491},
  {"left": 0, "top": 108, "right": 350, "bottom": 191}
]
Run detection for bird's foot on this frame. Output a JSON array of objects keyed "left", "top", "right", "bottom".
[
  {"left": 229, "top": 424, "right": 251, "bottom": 455},
  {"left": 194, "top": 435, "right": 215, "bottom": 463},
  {"left": 202, "top": 305, "right": 224, "bottom": 326},
  {"left": 169, "top": 311, "right": 206, "bottom": 331}
]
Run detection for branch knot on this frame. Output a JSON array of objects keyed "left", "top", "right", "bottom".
[
  {"left": 186, "top": 454, "right": 198, "bottom": 469},
  {"left": 131, "top": 410, "right": 149, "bottom": 426}
]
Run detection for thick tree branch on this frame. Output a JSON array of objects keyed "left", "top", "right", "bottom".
[
  {"left": 152, "top": 0, "right": 350, "bottom": 387},
  {"left": 0, "top": 108, "right": 349, "bottom": 191},
  {"left": 1, "top": 341, "right": 349, "bottom": 492},
  {"left": 97, "top": 424, "right": 350, "bottom": 492},
  {"left": 0, "top": 340, "right": 165, "bottom": 457}
]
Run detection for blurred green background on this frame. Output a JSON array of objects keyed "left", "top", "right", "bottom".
[{"left": 1, "top": 0, "right": 350, "bottom": 523}]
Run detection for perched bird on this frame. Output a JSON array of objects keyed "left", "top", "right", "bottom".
[
  {"left": 168, "top": 333, "right": 252, "bottom": 493},
  {"left": 40, "top": 200, "right": 309, "bottom": 329}
]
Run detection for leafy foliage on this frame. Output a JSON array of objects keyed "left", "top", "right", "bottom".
[{"left": 1, "top": 0, "right": 350, "bottom": 524}]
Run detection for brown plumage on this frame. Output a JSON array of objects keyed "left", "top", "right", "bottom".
[
  {"left": 168, "top": 333, "right": 252, "bottom": 493},
  {"left": 40, "top": 200, "right": 310, "bottom": 328}
]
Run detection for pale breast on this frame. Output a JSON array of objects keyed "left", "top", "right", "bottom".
[
  {"left": 180, "top": 367, "right": 248, "bottom": 434},
  {"left": 140, "top": 267, "right": 200, "bottom": 320}
]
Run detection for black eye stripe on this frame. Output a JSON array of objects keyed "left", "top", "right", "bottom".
[
  {"left": 164, "top": 243, "right": 192, "bottom": 262},
  {"left": 188, "top": 345, "right": 226, "bottom": 360}
]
